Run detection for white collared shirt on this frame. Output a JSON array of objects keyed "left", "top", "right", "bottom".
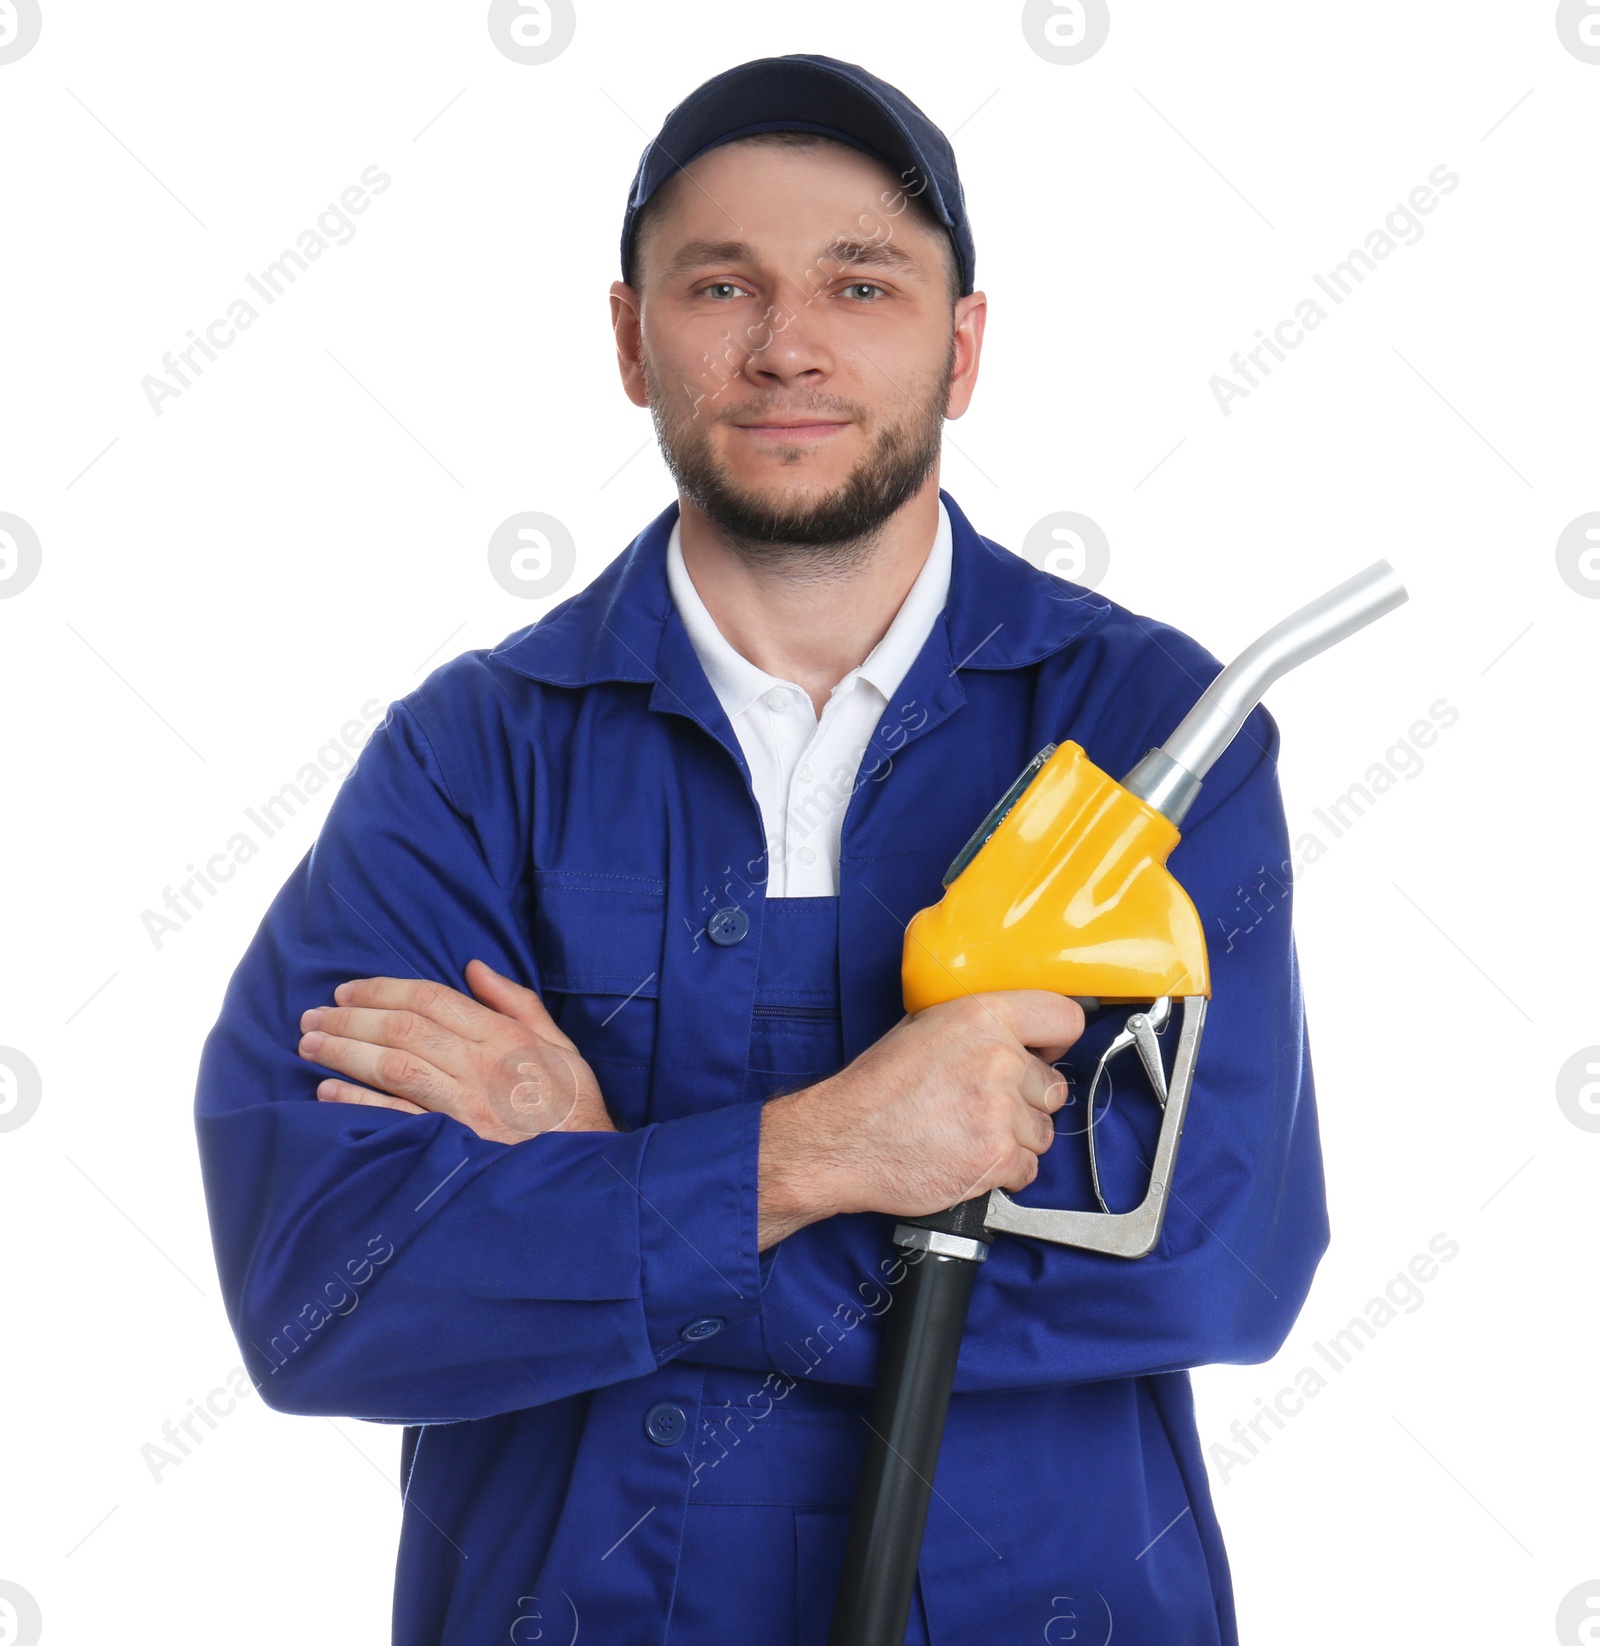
[{"left": 665, "top": 501, "right": 953, "bottom": 897}]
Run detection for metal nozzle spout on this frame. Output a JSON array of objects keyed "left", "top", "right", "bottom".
[{"left": 1123, "top": 559, "right": 1409, "bottom": 825}]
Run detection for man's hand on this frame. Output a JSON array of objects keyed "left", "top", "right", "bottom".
[
  {"left": 298, "top": 958, "right": 617, "bottom": 1144},
  {"left": 756, "top": 991, "right": 1083, "bottom": 1250}
]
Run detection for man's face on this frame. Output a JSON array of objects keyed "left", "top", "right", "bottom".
[{"left": 611, "top": 139, "right": 984, "bottom": 558}]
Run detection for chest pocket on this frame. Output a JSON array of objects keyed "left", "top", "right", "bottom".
[{"left": 531, "top": 869, "right": 664, "bottom": 1128}]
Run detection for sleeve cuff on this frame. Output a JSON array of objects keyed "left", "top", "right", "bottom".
[{"left": 636, "top": 1100, "right": 765, "bottom": 1361}]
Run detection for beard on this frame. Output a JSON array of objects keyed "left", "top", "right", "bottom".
[{"left": 642, "top": 332, "right": 955, "bottom": 576}]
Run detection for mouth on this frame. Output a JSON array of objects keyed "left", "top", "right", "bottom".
[{"left": 731, "top": 418, "right": 852, "bottom": 442}]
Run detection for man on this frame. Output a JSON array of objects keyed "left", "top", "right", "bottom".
[{"left": 196, "top": 55, "right": 1328, "bottom": 1646}]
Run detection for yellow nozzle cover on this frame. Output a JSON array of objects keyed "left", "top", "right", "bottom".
[{"left": 903, "top": 742, "right": 1211, "bottom": 1011}]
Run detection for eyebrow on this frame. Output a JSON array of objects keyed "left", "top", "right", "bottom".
[
  {"left": 822, "top": 238, "right": 923, "bottom": 277},
  {"left": 660, "top": 235, "right": 926, "bottom": 283}
]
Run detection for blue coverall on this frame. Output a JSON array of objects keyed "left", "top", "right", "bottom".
[{"left": 195, "top": 488, "right": 1329, "bottom": 1645}]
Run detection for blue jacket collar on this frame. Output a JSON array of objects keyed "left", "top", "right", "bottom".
[{"left": 488, "top": 489, "right": 1109, "bottom": 690}]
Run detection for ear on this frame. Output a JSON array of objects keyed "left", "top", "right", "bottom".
[
  {"left": 943, "top": 290, "right": 988, "bottom": 420},
  {"left": 609, "top": 280, "right": 649, "bottom": 408}
]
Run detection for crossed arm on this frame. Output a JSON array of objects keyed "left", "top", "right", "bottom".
[
  {"left": 196, "top": 686, "right": 1326, "bottom": 1423},
  {"left": 297, "top": 958, "right": 1082, "bottom": 1252}
]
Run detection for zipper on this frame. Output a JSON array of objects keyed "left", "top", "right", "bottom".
[{"left": 751, "top": 1003, "right": 835, "bottom": 1019}]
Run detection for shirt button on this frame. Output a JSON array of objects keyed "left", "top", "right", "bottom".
[
  {"left": 798, "top": 847, "right": 816, "bottom": 865},
  {"left": 707, "top": 906, "right": 750, "bottom": 946},
  {"left": 798, "top": 764, "right": 813, "bottom": 782},
  {"left": 644, "top": 1402, "right": 687, "bottom": 1446},
  {"left": 766, "top": 689, "right": 788, "bottom": 711},
  {"left": 679, "top": 1316, "right": 725, "bottom": 1343}
]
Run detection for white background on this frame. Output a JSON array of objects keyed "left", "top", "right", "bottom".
[{"left": 2, "top": 2, "right": 1596, "bottom": 1642}]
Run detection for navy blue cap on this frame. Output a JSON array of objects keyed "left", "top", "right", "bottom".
[{"left": 620, "top": 54, "right": 974, "bottom": 296}]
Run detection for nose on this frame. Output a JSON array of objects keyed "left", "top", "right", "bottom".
[{"left": 739, "top": 288, "right": 834, "bottom": 392}]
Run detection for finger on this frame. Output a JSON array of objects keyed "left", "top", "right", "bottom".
[
  {"left": 299, "top": 1028, "right": 462, "bottom": 1115},
  {"left": 464, "top": 959, "right": 573, "bottom": 1045},
  {"left": 998, "top": 1147, "right": 1041, "bottom": 1194},
  {"left": 314, "top": 1078, "right": 427, "bottom": 1115},
  {"left": 329, "top": 976, "right": 490, "bottom": 1040},
  {"left": 1018, "top": 1051, "right": 1072, "bottom": 1115},
  {"left": 302, "top": 1004, "right": 454, "bottom": 1050},
  {"left": 1010, "top": 1090, "right": 1057, "bottom": 1156},
  {"left": 301, "top": 1004, "right": 479, "bottom": 1088},
  {"left": 983, "top": 990, "right": 1086, "bottom": 1056}
]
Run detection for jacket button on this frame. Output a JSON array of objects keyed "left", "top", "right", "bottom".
[
  {"left": 707, "top": 906, "right": 750, "bottom": 946},
  {"left": 679, "top": 1316, "right": 725, "bottom": 1343},
  {"left": 644, "top": 1402, "right": 687, "bottom": 1446}
]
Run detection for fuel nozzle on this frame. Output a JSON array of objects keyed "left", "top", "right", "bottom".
[
  {"left": 1121, "top": 559, "right": 1409, "bottom": 824},
  {"left": 903, "top": 558, "right": 1410, "bottom": 1016},
  {"left": 833, "top": 559, "right": 1414, "bottom": 1646}
]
